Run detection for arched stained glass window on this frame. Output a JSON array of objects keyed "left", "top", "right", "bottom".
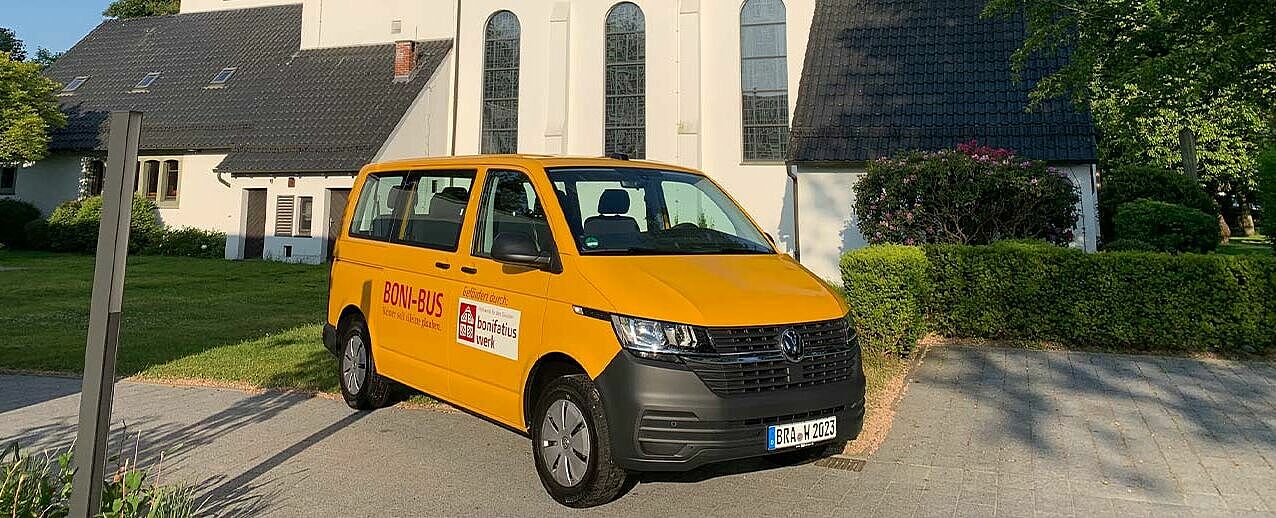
[
  {"left": 481, "top": 11, "right": 520, "bottom": 154},
  {"left": 604, "top": 2, "right": 645, "bottom": 158},
  {"left": 740, "top": 0, "right": 789, "bottom": 161}
]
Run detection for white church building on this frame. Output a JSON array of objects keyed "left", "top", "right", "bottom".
[{"left": 4, "top": 0, "right": 1098, "bottom": 280}]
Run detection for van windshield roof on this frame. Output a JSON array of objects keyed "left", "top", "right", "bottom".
[{"left": 546, "top": 167, "right": 774, "bottom": 256}]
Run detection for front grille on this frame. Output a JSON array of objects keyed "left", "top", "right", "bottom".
[
  {"left": 684, "top": 318, "right": 857, "bottom": 396},
  {"left": 707, "top": 318, "right": 851, "bottom": 354}
]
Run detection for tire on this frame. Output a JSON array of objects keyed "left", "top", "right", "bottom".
[
  {"left": 531, "top": 374, "right": 628, "bottom": 508},
  {"left": 337, "top": 314, "right": 393, "bottom": 411},
  {"left": 765, "top": 443, "right": 833, "bottom": 466}
]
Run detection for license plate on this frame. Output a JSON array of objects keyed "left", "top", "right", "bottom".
[{"left": 767, "top": 416, "right": 837, "bottom": 451}]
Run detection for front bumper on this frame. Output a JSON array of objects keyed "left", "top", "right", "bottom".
[{"left": 593, "top": 350, "right": 866, "bottom": 472}]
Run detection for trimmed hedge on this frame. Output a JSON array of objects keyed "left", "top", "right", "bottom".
[
  {"left": 1098, "top": 165, "right": 1217, "bottom": 239},
  {"left": 0, "top": 199, "right": 41, "bottom": 248},
  {"left": 841, "top": 245, "right": 931, "bottom": 355},
  {"left": 1114, "top": 200, "right": 1221, "bottom": 253},
  {"left": 145, "top": 227, "right": 226, "bottom": 258},
  {"left": 841, "top": 242, "right": 1276, "bottom": 355},
  {"left": 43, "top": 195, "right": 163, "bottom": 253},
  {"left": 1259, "top": 149, "right": 1275, "bottom": 250}
]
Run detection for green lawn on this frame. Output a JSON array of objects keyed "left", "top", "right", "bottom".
[
  {"left": 0, "top": 251, "right": 336, "bottom": 391},
  {"left": 1218, "top": 234, "right": 1272, "bottom": 256}
]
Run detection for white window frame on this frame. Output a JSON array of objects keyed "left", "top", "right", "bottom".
[{"left": 133, "top": 156, "right": 183, "bottom": 208}]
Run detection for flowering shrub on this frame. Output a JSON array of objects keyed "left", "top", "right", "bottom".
[{"left": 854, "top": 142, "right": 1081, "bottom": 246}]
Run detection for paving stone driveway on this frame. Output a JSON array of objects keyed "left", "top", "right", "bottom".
[
  {"left": 1, "top": 346, "right": 1273, "bottom": 517},
  {"left": 868, "top": 346, "right": 1276, "bottom": 517}
]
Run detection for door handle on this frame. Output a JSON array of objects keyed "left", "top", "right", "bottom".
[
  {"left": 435, "top": 262, "right": 451, "bottom": 270},
  {"left": 460, "top": 266, "right": 478, "bottom": 274}
]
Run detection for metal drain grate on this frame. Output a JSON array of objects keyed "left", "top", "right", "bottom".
[{"left": 814, "top": 456, "right": 866, "bottom": 472}]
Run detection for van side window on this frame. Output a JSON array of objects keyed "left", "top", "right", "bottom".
[
  {"left": 473, "top": 170, "right": 553, "bottom": 257},
  {"left": 349, "top": 173, "right": 409, "bottom": 241},
  {"left": 398, "top": 170, "right": 476, "bottom": 251}
]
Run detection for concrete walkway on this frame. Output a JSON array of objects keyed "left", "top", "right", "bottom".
[{"left": 2, "top": 346, "right": 1274, "bottom": 517}]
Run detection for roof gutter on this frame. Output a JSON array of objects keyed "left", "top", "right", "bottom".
[
  {"left": 787, "top": 163, "right": 800, "bottom": 262},
  {"left": 448, "top": 0, "right": 461, "bottom": 156}
]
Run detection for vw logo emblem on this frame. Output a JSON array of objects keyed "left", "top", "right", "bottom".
[{"left": 778, "top": 328, "right": 804, "bottom": 362}]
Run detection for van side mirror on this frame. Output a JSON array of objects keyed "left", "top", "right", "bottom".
[
  {"left": 765, "top": 232, "right": 777, "bottom": 246},
  {"left": 491, "top": 232, "right": 552, "bottom": 269}
]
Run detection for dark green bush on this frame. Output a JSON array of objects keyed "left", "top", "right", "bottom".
[
  {"left": 1101, "top": 238, "right": 1158, "bottom": 252},
  {"left": 1098, "top": 165, "right": 1217, "bottom": 239},
  {"left": 1258, "top": 149, "right": 1275, "bottom": 250},
  {"left": 46, "top": 195, "right": 162, "bottom": 253},
  {"left": 841, "top": 245, "right": 932, "bottom": 355},
  {"left": 22, "top": 219, "right": 50, "bottom": 250},
  {"left": 146, "top": 227, "right": 226, "bottom": 258},
  {"left": 0, "top": 199, "right": 41, "bottom": 248},
  {"left": 855, "top": 143, "right": 1080, "bottom": 246},
  {"left": 1114, "top": 200, "right": 1220, "bottom": 253},
  {"left": 922, "top": 243, "right": 1275, "bottom": 353}
]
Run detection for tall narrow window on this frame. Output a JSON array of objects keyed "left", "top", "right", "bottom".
[
  {"left": 604, "top": 2, "right": 645, "bottom": 158},
  {"left": 297, "top": 197, "right": 314, "bottom": 237},
  {"left": 481, "top": 11, "right": 520, "bottom": 154},
  {"left": 86, "top": 160, "right": 105, "bottom": 196},
  {"left": 142, "top": 161, "right": 160, "bottom": 200},
  {"left": 740, "top": 0, "right": 789, "bottom": 161},
  {"left": 162, "top": 160, "right": 180, "bottom": 201}
]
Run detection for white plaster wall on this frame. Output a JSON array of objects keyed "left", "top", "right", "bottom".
[
  {"left": 445, "top": 0, "right": 814, "bottom": 252},
  {"left": 1061, "top": 163, "right": 1100, "bottom": 252},
  {"left": 229, "top": 174, "right": 357, "bottom": 264},
  {"left": 795, "top": 167, "right": 867, "bottom": 282},
  {"left": 149, "top": 154, "right": 240, "bottom": 232},
  {"left": 7, "top": 154, "right": 85, "bottom": 215}
]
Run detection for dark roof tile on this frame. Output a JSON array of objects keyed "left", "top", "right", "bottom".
[
  {"left": 44, "top": 5, "right": 452, "bottom": 174},
  {"left": 789, "top": 0, "right": 1096, "bottom": 163}
]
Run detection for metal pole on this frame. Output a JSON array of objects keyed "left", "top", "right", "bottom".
[{"left": 70, "top": 111, "right": 143, "bottom": 518}]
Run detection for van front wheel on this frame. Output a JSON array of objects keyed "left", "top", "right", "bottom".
[
  {"left": 338, "top": 315, "right": 392, "bottom": 410},
  {"left": 531, "top": 374, "right": 628, "bottom": 508}
]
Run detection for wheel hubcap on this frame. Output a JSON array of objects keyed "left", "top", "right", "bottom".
[
  {"left": 539, "top": 399, "right": 591, "bottom": 487},
  {"left": 342, "top": 335, "right": 367, "bottom": 394}
]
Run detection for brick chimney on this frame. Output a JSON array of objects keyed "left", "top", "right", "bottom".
[{"left": 394, "top": 40, "right": 415, "bottom": 80}]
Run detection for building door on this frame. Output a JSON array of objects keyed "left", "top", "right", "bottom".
[
  {"left": 244, "top": 189, "right": 267, "bottom": 259},
  {"left": 326, "top": 188, "right": 351, "bottom": 261}
]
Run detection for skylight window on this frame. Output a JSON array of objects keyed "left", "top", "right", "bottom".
[
  {"left": 210, "top": 68, "right": 236, "bottom": 84},
  {"left": 62, "top": 76, "right": 89, "bottom": 92},
  {"left": 135, "top": 72, "right": 160, "bottom": 89}
]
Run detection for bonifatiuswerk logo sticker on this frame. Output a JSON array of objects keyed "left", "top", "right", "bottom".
[{"left": 456, "top": 297, "right": 520, "bottom": 360}]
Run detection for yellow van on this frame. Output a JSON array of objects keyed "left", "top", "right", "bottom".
[{"left": 324, "top": 155, "right": 864, "bottom": 507}]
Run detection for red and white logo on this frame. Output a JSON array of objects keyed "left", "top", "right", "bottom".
[{"left": 458, "top": 303, "right": 477, "bottom": 343}]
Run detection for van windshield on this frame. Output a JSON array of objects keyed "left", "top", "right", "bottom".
[{"left": 547, "top": 167, "right": 775, "bottom": 255}]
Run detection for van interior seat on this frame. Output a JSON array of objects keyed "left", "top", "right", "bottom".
[
  {"left": 583, "top": 189, "right": 640, "bottom": 239},
  {"left": 403, "top": 187, "right": 469, "bottom": 247}
]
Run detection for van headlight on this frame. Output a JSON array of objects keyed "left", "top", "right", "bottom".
[{"left": 611, "top": 315, "right": 704, "bottom": 359}]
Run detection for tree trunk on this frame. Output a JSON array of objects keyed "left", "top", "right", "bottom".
[
  {"left": 1239, "top": 203, "right": 1256, "bottom": 237},
  {"left": 1219, "top": 215, "right": 1232, "bottom": 244}
]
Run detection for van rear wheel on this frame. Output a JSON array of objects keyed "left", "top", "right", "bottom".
[
  {"left": 531, "top": 374, "right": 628, "bottom": 508},
  {"left": 338, "top": 315, "right": 393, "bottom": 410}
]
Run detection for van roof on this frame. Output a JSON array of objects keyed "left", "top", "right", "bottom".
[{"left": 365, "top": 154, "right": 705, "bottom": 176}]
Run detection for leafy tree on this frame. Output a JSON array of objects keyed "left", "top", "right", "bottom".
[
  {"left": 983, "top": 0, "right": 1275, "bottom": 236},
  {"left": 0, "top": 28, "right": 26, "bottom": 61},
  {"left": 103, "top": 0, "right": 180, "bottom": 18},
  {"left": 982, "top": 0, "right": 1275, "bottom": 112},
  {"left": 0, "top": 53, "right": 66, "bottom": 164},
  {"left": 30, "top": 48, "right": 63, "bottom": 70}
]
